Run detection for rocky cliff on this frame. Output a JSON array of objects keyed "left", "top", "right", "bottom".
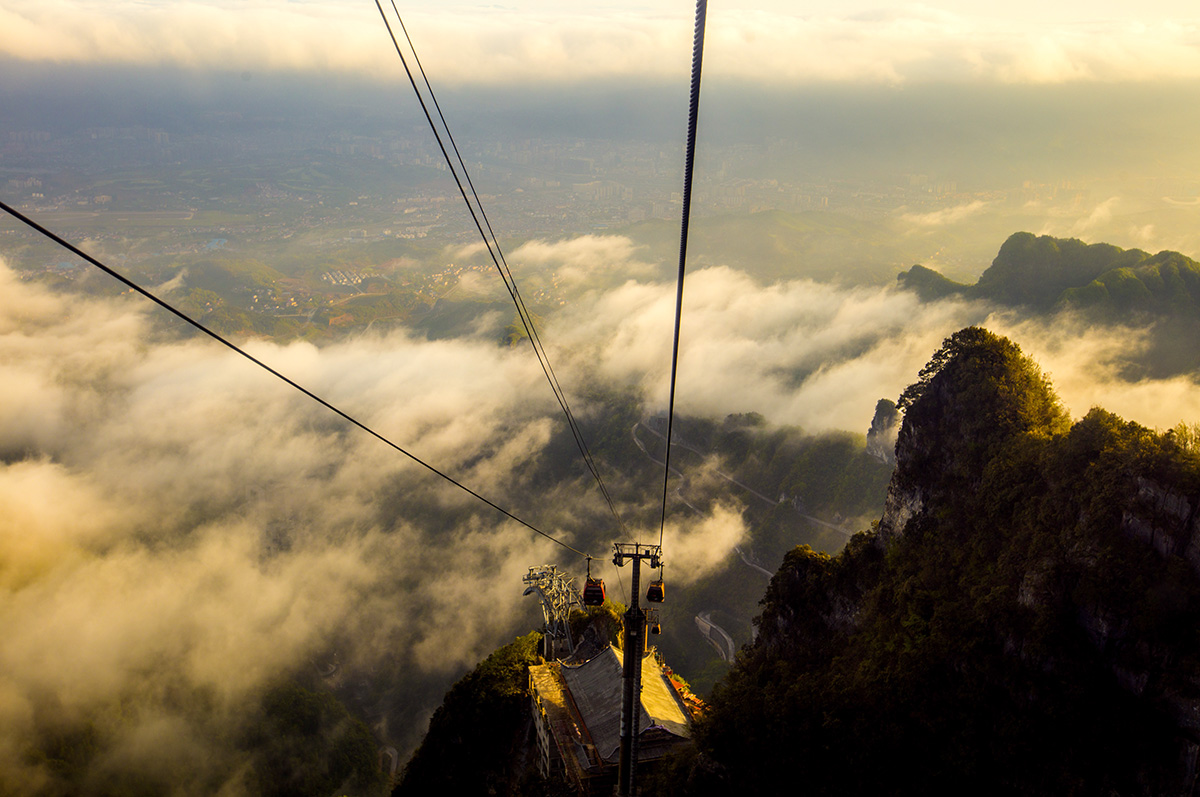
[
  {"left": 665, "top": 327, "right": 1200, "bottom": 796},
  {"left": 864, "top": 398, "right": 899, "bottom": 466}
]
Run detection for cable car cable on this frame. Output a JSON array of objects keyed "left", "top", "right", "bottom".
[
  {"left": 0, "top": 199, "right": 592, "bottom": 560},
  {"left": 658, "top": 0, "right": 708, "bottom": 548},
  {"left": 388, "top": 3, "right": 624, "bottom": 535},
  {"left": 380, "top": 3, "right": 625, "bottom": 537},
  {"left": 375, "top": 1, "right": 627, "bottom": 536},
  {"left": 387, "top": 2, "right": 622, "bottom": 537}
]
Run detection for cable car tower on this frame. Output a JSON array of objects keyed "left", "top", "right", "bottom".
[
  {"left": 613, "top": 542, "right": 662, "bottom": 797},
  {"left": 522, "top": 565, "right": 584, "bottom": 661}
]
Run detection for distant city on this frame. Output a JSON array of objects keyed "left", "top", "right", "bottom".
[
  {"left": 1, "top": 117, "right": 1084, "bottom": 243},
  {"left": 5, "top": 86, "right": 1200, "bottom": 342}
]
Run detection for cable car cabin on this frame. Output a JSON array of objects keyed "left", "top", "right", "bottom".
[
  {"left": 583, "top": 577, "right": 606, "bottom": 606},
  {"left": 647, "top": 579, "right": 665, "bottom": 603},
  {"left": 649, "top": 620, "right": 662, "bottom": 635}
]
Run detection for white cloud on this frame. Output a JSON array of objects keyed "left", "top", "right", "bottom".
[
  {"left": 3, "top": 1, "right": 1200, "bottom": 85},
  {"left": 0, "top": 260, "right": 577, "bottom": 787},
  {"left": 553, "top": 261, "right": 993, "bottom": 432},
  {"left": 446, "top": 241, "right": 488, "bottom": 261},
  {"left": 901, "top": 200, "right": 990, "bottom": 228},
  {"left": 662, "top": 502, "right": 749, "bottom": 585},
  {"left": 511, "top": 235, "right": 656, "bottom": 286},
  {"left": 545, "top": 234, "right": 1200, "bottom": 433},
  {"left": 987, "top": 312, "right": 1200, "bottom": 430},
  {"left": 1066, "top": 196, "right": 1122, "bottom": 236}
]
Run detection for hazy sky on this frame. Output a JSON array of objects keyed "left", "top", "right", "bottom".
[{"left": 3, "top": 0, "right": 1200, "bottom": 85}]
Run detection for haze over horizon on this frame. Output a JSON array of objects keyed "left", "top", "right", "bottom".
[
  {"left": 7, "top": 1, "right": 1200, "bottom": 262},
  {"left": 4, "top": 0, "right": 1200, "bottom": 85}
]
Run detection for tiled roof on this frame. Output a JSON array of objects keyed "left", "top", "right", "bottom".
[{"left": 558, "top": 646, "right": 690, "bottom": 762}]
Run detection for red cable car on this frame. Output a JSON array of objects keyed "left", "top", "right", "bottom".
[{"left": 583, "top": 576, "right": 606, "bottom": 606}]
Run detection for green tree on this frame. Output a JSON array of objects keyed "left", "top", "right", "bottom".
[{"left": 396, "top": 632, "right": 543, "bottom": 796}]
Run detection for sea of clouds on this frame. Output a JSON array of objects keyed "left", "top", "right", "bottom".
[{"left": 2, "top": 232, "right": 1197, "bottom": 790}]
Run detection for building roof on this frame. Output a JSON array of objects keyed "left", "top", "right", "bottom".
[{"left": 558, "top": 646, "right": 691, "bottom": 762}]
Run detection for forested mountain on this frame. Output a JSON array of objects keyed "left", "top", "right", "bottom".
[
  {"left": 899, "top": 231, "right": 1200, "bottom": 318},
  {"left": 661, "top": 327, "right": 1200, "bottom": 795},
  {"left": 899, "top": 231, "right": 1200, "bottom": 377}
]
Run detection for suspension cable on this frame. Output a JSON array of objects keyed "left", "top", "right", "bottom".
[
  {"left": 375, "top": 1, "right": 627, "bottom": 536},
  {"left": 389, "top": 3, "right": 617, "bottom": 529},
  {"left": 658, "top": 0, "right": 708, "bottom": 547},
  {"left": 0, "top": 199, "right": 592, "bottom": 560}
]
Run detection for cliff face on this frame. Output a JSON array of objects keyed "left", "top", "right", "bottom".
[
  {"left": 880, "top": 326, "right": 1069, "bottom": 539},
  {"left": 864, "top": 398, "right": 899, "bottom": 466},
  {"left": 678, "top": 327, "right": 1200, "bottom": 796},
  {"left": 395, "top": 632, "right": 546, "bottom": 797}
]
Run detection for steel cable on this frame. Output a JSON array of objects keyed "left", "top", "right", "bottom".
[
  {"left": 376, "top": 1, "right": 628, "bottom": 536},
  {"left": 0, "top": 199, "right": 593, "bottom": 559},
  {"left": 658, "top": 0, "right": 708, "bottom": 548}
]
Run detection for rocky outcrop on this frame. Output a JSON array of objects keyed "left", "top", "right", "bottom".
[
  {"left": 876, "top": 478, "right": 922, "bottom": 544},
  {"left": 865, "top": 398, "right": 900, "bottom": 465},
  {"left": 1122, "top": 476, "right": 1200, "bottom": 572}
]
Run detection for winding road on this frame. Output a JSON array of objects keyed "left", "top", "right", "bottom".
[
  {"left": 695, "top": 611, "right": 737, "bottom": 663},
  {"left": 632, "top": 420, "right": 852, "bottom": 538},
  {"left": 632, "top": 418, "right": 855, "bottom": 663}
]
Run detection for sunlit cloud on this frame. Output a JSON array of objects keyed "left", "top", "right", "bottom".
[
  {"left": 662, "top": 502, "right": 748, "bottom": 585},
  {"left": 3, "top": 1, "right": 1200, "bottom": 85},
  {"left": 544, "top": 234, "right": 1200, "bottom": 433},
  {"left": 900, "top": 200, "right": 990, "bottom": 229},
  {"left": 553, "top": 261, "right": 991, "bottom": 432},
  {"left": 987, "top": 312, "right": 1200, "bottom": 430},
  {"left": 1064, "top": 196, "right": 1122, "bottom": 237},
  {"left": 0, "top": 259, "right": 576, "bottom": 787},
  {"left": 511, "top": 235, "right": 657, "bottom": 286},
  {"left": 446, "top": 241, "right": 489, "bottom": 261}
]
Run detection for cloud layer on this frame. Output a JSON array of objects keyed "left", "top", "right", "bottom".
[
  {"left": 0, "top": 262, "right": 578, "bottom": 790},
  {"left": 532, "top": 234, "right": 1200, "bottom": 433},
  {"left": 4, "top": 228, "right": 1200, "bottom": 789},
  {"left": 3, "top": 1, "right": 1200, "bottom": 85}
]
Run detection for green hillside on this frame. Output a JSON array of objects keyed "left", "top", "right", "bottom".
[
  {"left": 898, "top": 231, "right": 1200, "bottom": 319},
  {"left": 660, "top": 327, "right": 1200, "bottom": 795}
]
